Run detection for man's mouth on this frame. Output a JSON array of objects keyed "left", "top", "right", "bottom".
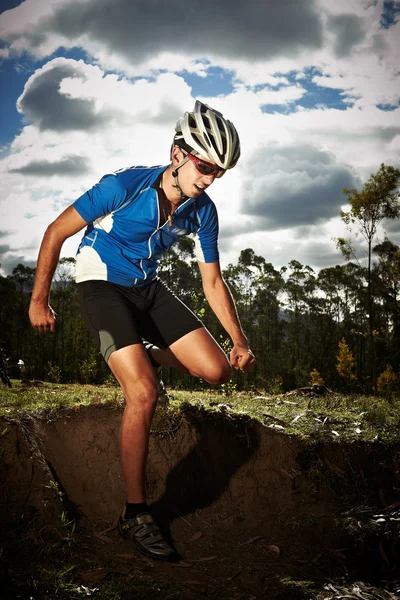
[{"left": 194, "top": 183, "right": 205, "bottom": 191}]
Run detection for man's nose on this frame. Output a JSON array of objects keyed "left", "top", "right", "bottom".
[{"left": 202, "top": 173, "right": 216, "bottom": 184}]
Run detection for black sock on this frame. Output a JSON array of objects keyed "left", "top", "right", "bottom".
[
  {"left": 144, "top": 343, "right": 161, "bottom": 368},
  {"left": 124, "top": 501, "right": 148, "bottom": 519}
]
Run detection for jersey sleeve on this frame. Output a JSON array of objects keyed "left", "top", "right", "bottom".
[
  {"left": 194, "top": 198, "right": 220, "bottom": 263},
  {"left": 73, "top": 174, "right": 128, "bottom": 223}
]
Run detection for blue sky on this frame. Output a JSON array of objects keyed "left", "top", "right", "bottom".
[{"left": 0, "top": 0, "right": 399, "bottom": 276}]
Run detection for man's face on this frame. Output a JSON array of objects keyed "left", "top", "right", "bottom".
[{"left": 172, "top": 147, "right": 223, "bottom": 198}]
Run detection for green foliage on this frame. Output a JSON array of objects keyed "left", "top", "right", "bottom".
[
  {"left": 48, "top": 479, "right": 64, "bottom": 499},
  {"left": 341, "top": 164, "right": 400, "bottom": 232},
  {"left": 219, "top": 336, "right": 237, "bottom": 395},
  {"left": 363, "top": 400, "right": 390, "bottom": 426},
  {"left": 335, "top": 236, "right": 354, "bottom": 261},
  {"left": 79, "top": 358, "right": 98, "bottom": 384},
  {"left": 46, "top": 361, "right": 62, "bottom": 383},
  {"left": 268, "top": 375, "right": 284, "bottom": 395},
  {"left": 2, "top": 173, "right": 400, "bottom": 394},
  {"left": 276, "top": 577, "right": 317, "bottom": 599},
  {"left": 191, "top": 292, "right": 206, "bottom": 319},
  {"left": 34, "top": 564, "right": 77, "bottom": 597},
  {"left": 338, "top": 164, "right": 400, "bottom": 392}
]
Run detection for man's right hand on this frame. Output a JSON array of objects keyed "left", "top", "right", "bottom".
[
  {"left": 29, "top": 302, "right": 57, "bottom": 332},
  {"left": 27, "top": 206, "right": 87, "bottom": 334}
]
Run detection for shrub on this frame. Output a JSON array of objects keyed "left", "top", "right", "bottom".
[
  {"left": 377, "top": 364, "right": 398, "bottom": 400},
  {"left": 309, "top": 368, "right": 324, "bottom": 386},
  {"left": 336, "top": 338, "right": 356, "bottom": 386},
  {"left": 79, "top": 358, "right": 97, "bottom": 384},
  {"left": 269, "top": 375, "right": 283, "bottom": 395},
  {"left": 46, "top": 361, "right": 61, "bottom": 383}
]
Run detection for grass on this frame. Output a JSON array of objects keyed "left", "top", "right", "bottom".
[{"left": 1, "top": 380, "right": 400, "bottom": 444}]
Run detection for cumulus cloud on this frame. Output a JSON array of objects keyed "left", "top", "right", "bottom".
[
  {"left": 17, "top": 58, "right": 114, "bottom": 132},
  {"left": 9, "top": 155, "right": 91, "bottom": 176},
  {"left": 308, "top": 4, "right": 400, "bottom": 108},
  {"left": 300, "top": 241, "right": 345, "bottom": 268},
  {"left": 255, "top": 84, "right": 306, "bottom": 106},
  {"left": 0, "top": 0, "right": 323, "bottom": 69},
  {"left": 239, "top": 144, "right": 360, "bottom": 230},
  {"left": 217, "top": 220, "right": 347, "bottom": 270},
  {"left": 14, "top": 57, "right": 193, "bottom": 140},
  {"left": 0, "top": 0, "right": 399, "bottom": 277},
  {"left": 327, "top": 13, "right": 366, "bottom": 58},
  {"left": 1, "top": 0, "right": 399, "bottom": 109},
  {"left": 0, "top": 185, "right": 85, "bottom": 277},
  {"left": 0, "top": 64, "right": 199, "bottom": 275},
  {"left": 0, "top": 247, "right": 36, "bottom": 276},
  {"left": 260, "top": 105, "right": 400, "bottom": 173},
  {"left": 382, "top": 218, "right": 400, "bottom": 245}
]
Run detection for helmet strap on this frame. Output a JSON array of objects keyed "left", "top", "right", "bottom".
[{"left": 171, "top": 155, "right": 190, "bottom": 199}]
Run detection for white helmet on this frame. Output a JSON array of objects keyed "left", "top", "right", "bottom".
[{"left": 174, "top": 100, "right": 240, "bottom": 170}]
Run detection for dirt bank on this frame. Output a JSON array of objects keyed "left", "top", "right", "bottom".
[{"left": 1, "top": 403, "right": 399, "bottom": 599}]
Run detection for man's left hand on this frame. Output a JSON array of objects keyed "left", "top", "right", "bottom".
[{"left": 230, "top": 345, "right": 256, "bottom": 373}]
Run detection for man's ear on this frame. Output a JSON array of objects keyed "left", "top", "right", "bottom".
[{"left": 171, "top": 145, "right": 183, "bottom": 164}]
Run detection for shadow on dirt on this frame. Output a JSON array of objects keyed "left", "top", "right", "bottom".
[{"left": 150, "top": 406, "right": 259, "bottom": 521}]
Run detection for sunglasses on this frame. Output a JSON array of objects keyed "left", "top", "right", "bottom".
[{"left": 182, "top": 150, "right": 225, "bottom": 178}]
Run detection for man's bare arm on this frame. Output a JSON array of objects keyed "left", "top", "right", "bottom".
[
  {"left": 197, "top": 261, "right": 255, "bottom": 372},
  {"left": 29, "top": 206, "right": 87, "bottom": 332}
]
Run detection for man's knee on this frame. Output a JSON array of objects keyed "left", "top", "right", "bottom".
[
  {"left": 121, "top": 377, "right": 158, "bottom": 410},
  {"left": 203, "top": 361, "right": 232, "bottom": 386}
]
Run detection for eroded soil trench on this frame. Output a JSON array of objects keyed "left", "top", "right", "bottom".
[{"left": 1, "top": 403, "right": 399, "bottom": 599}]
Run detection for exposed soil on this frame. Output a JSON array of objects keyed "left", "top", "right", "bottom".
[{"left": 1, "top": 401, "right": 400, "bottom": 599}]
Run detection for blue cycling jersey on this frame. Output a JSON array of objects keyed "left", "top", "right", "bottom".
[{"left": 73, "top": 165, "right": 219, "bottom": 287}]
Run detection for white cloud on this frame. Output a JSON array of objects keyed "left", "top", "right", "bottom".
[
  {"left": 0, "top": 0, "right": 399, "bottom": 276},
  {"left": 0, "top": 0, "right": 324, "bottom": 68},
  {"left": 255, "top": 85, "right": 306, "bottom": 106},
  {"left": 0, "top": 0, "right": 84, "bottom": 58},
  {"left": 239, "top": 143, "right": 360, "bottom": 230},
  {"left": 311, "top": 48, "right": 400, "bottom": 108}
]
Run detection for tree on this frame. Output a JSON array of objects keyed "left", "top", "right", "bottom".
[
  {"left": 337, "top": 163, "right": 400, "bottom": 391},
  {"left": 284, "top": 260, "right": 316, "bottom": 370},
  {"left": 9, "top": 263, "right": 35, "bottom": 292},
  {"left": 372, "top": 238, "right": 400, "bottom": 371},
  {"left": 336, "top": 338, "right": 356, "bottom": 391}
]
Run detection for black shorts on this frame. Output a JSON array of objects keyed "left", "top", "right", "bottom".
[{"left": 78, "top": 278, "right": 203, "bottom": 362}]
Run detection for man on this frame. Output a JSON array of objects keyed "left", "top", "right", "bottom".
[{"left": 29, "top": 100, "right": 255, "bottom": 561}]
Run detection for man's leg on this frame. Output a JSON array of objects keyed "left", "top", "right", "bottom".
[
  {"left": 142, "top": 279, "right": 232, "bottom": 385},
  {"left": 147, "top": 327, "right": 232, "bottom": 386},
  {"left": 108, "top": 343, "right": 158, "bottom": 503},
  {"left": 108, "top": 343, "right": 177, "bottom": 560},
  {"left": 77, "top": 281, "right": 178, "bottom": 559}
]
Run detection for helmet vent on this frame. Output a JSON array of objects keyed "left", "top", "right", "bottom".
[
  {"left": 217, "top": 118, "right": 225, "bottom": 133},
  {"left": 174, "top": 101, "right": 240, "bottom": 169},
  {"left": 209, "top": 134, "right": 226, "bottom": 159},
  {"left": 192, "top": 133, "right": 207, "bottom": 152}
]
